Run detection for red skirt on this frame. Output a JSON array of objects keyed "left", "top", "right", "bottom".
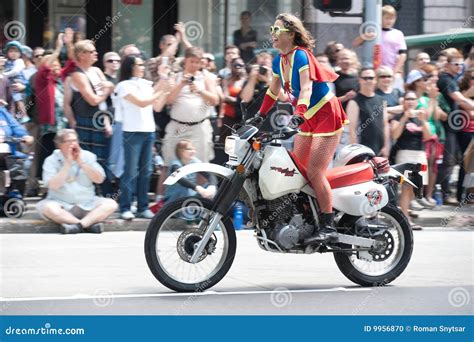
[{"left": 298, "top": 96, "right": 348, "bottom": 137}]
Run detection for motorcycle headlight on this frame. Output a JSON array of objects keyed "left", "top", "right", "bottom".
[{"left": 225, "top": 136, "right": 237, "bottom": 156}]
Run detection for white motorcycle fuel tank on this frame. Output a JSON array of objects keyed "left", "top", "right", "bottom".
[{"left": 259, "top": 145, "right": 307, "bottom": 200}]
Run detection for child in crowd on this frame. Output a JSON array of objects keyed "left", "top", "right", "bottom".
[{"left": 2, "top": 41, "right": 28, "bottom": 123}]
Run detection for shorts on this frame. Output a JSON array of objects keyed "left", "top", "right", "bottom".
[
  {"left": 298, "top": 96, "right": 348, "bottom": 137},
  {"left": 395, "top": 149, "right": 428, "bottom": 185},
  {"left": 36, "top": 197, "right": 109, "bottom": 221},
  {"left": 161, "top": 119, "right": 214, "bottom": 166}
]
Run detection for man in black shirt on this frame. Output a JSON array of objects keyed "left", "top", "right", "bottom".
[
  {"left": 334, "top": 49, "right": 359, "bottom": 111},
  {"left": 436, "top": 49, "right": 474, "bottom": 202},
  {"left": 233, "top": 11, "right": 257, "bottom": 64},
  {"left": 346, "top": 68, "right": 389, "bottom": 157}
]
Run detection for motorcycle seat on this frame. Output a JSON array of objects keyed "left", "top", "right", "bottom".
[
  {"left": 326, "top": 162, "right": 374, "bottom": 189},
  {"left": 288, "top": 152, "right": 374, "bottom": 189}
]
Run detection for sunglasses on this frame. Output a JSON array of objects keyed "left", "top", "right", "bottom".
[
  {"left": 106, "top": 59, "right": 120, "bottom": 63},
  {"left": 360, "top": 76, "right": 375, "bottom": 81},
  {"left": 270, "top": 26, "right": 291, "bottom": 35},
  {"left": 378, "top": 75, "right": 392, "bottom": 79},
  {"left": 404, "top": 97, "right": 417, "bottom": 101},
  {"left": 34, "top": 54, "right": 44, "bottom": 58}
]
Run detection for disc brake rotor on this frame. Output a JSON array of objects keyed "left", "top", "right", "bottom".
[
  {"left": 369, "top": 230, "right": 395, "bottom": 262},
  {"left": 177, "top": 229, "right": 217, "bottom": 263}
]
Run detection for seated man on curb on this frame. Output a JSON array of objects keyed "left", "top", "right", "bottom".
[{"left": 36, "top": 129, "right": 118, "bottom": 234}]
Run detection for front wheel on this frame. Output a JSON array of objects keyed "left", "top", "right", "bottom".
[
  {"left": 334, "top": 204, "right": 413, "bottom": 286},
  {"left": 144, "top": 197, "right": 236, "bottom": 292}
]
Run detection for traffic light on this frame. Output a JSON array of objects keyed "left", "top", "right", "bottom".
[{"left": 313, "top": 0, "right": 352, "bottom": 12}]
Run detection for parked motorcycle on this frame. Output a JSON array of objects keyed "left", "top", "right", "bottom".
[{"left": 145, "top": 119, "right": 425, "bottom": 292}]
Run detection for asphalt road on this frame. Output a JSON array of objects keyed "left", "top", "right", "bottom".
[{"left": 0, "top": 228, "right": 472, "bottom": 315}]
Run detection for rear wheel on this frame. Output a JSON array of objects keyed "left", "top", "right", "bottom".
[
  {"left": 334, "top": 205, "right": 413, "bottom": 286},
  {"left": 144, "top": 197, "right": 236, "bottom": 292}
]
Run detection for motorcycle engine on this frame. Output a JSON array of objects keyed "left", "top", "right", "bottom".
[{"left": 261, "top": 194, "right": 315, "bottom": 250}]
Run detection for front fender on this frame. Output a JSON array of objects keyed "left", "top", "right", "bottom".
[{"left": 164, "top": 163, "right": 235, "bottom": 186}]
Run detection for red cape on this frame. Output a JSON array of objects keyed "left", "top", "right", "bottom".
[{"left": 296, "top": 47, "right": 339, "bottom": 83}]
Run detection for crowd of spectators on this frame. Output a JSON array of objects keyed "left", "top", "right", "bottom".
[{"left": 0, "top": 6, "right": 473, "bottom": 233}]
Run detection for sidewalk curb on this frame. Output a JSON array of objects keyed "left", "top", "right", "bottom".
[{"left": 1, "top": 206, "right": 472, "bottom": 234}]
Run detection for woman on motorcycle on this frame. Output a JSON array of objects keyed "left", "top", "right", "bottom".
[{"left": 256, "top": 13, "right": 347, "bottom": 241}]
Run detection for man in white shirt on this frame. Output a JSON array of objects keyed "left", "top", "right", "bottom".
[{"left": 36, "top": 129, "right": 118, "bottom": 234}]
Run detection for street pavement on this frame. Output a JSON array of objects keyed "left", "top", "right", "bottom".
[{"left": 1, "top": 226, "right": 472, "bottom": 315}]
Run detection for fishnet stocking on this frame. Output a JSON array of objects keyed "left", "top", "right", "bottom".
[{"left": 296, "top": 132, "right": 341, "bottom": 213}]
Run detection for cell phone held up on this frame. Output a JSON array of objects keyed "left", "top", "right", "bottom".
[{"left": 259, "top": 65, "right": 267, "bottom": 75}]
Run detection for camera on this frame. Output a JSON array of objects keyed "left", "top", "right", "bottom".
[
  {"left": 259, "top": 65, "right": 267, "bottom": 75},
  {"left": 187, "top": 75, "right": 195, "bottom": 84}
]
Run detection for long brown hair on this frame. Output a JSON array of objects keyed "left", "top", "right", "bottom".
[{"left": 276, "top": 13, "right": 315, "bottom": 51}]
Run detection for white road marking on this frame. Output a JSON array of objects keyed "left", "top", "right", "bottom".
[{"left": 0, "top": 287, "right": 371, "bottom": 302}]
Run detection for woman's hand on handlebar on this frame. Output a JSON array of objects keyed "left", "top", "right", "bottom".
[{"left": 245, "top": 112, "right": 264, "bottom": 126}]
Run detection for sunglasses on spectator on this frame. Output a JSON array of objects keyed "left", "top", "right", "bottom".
[
  {"left": 378, "top": 75, "right": 392, "bottom": 79},
  {"left": 360, "top": 76, "right": 375, "bottom": 81},
  {"left": 34, "top": 54, "right": 44, "bottom": 58},
  {"left": 404, "top": 97, "right": 417, "bottom": 101},
  {"left": 270, "top": 26, "right": 291, "bottom": 35},
  {"left": 106, "top": 59, "right": 120, "bottom": 63}
]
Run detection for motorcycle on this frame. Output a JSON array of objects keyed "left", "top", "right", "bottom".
[{"left": 145, "top": 119, "right": 425, "bottom": 292}]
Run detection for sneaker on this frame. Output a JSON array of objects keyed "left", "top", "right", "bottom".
[
  {"left": 84, "top": 223, "right": 104, "bottom": 234},
  {"left": 417, "top": 197, "right": 436, "bottom": 209},
  {"left": 121, "top": 211, "right": 135, "bottom": 220},
  {"left": 426, "top": 197, "right": 437, "bottom": 206},
  {"left": 409, "top": 200, "right": 424, "bottom": 211},
  {"left": 443, "top": 197, "right": 459, "bottom": 206},
  {"left": 410, "top": 223, "right": 423, "bottom": 231},
  {"left": 136, "top": 209, "right": 154, "bottom": 219},
  {"left": 131, "top": 204, "right": 137, "bottom": 214},
  {"left": 60, "top": 223, "right": 82, "bottom": 234},
  {"left": 150, "top": 199, "right": 165, "bottom": 214}
]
